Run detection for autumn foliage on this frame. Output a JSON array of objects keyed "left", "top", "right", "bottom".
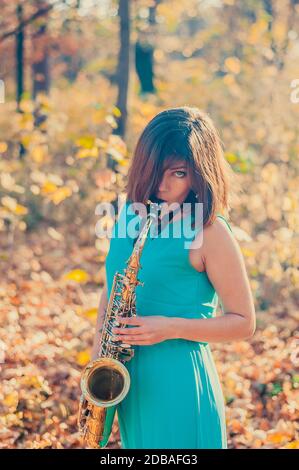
[{"left": 0, "top": 0, "right": 298, "bottom": 449}]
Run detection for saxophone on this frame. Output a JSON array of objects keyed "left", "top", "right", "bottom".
[{"left": 77, "top": 199, "right": 161, "bottom": 448}]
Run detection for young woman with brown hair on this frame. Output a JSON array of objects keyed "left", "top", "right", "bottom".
[{"left": 92, "top": 106, "right": 256, "bottom": 449}]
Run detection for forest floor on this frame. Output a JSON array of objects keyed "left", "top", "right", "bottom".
[{"left": 0, "top": 226, "right": 298, "bottom": 449}]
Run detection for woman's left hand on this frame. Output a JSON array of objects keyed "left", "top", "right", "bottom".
[{"left": 112, "top": 315, "right": 175, "bottom": 345}]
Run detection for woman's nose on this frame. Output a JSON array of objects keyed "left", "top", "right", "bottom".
[{"left": 159, "top": 176, "right": 168, "bottom": 192}]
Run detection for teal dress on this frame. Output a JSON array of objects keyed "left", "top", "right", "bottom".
[{"left": 105, "top": 200, "right": 231, "bottom": 449}]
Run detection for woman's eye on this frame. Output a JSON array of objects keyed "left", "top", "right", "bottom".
[{"left": 174, "top": 171, "right": 186, "bottom": 178}]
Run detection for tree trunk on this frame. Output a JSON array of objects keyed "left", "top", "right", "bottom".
[
  {"left": 135, "top": 39, "right": 155, "bottom": 95},
  {"left": 134, "top": 0, "right": 160, "bottom": 96},
  {"left": 113, "top": 0, "right": 130, "bottom": 140},
  {"left": 16, "top": 3, "right": 24, "bottom": 110},
  {"left": 31, "top": 2, "right": 50, "bottom": 99}
]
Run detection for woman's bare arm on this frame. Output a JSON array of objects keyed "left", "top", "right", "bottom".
[
  {"left": 169, "top": 218, "right": 256, "bottom": 343},
  {"left": 91, "top": 281, "right": 108, "bottom": 359}
]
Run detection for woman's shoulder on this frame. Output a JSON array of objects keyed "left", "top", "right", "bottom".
[
  {"left": 202, "top": 214, "right": 234, "bottom": 241},
  {"left": 190, "top": 213, "right": 233, "bottom": 255},
  {"left": 193, "top": 213, "right": 233, "bottom": 238},
  {"left": 199, "top": 214, "right": 237, "bottom": 263},
  {"left": 215, "top": 213, "right": 233, "bottom": 233}
]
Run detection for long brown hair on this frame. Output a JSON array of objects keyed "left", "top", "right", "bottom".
[{"left": 126, "top": 106, "right": 241, "bottom": 227}]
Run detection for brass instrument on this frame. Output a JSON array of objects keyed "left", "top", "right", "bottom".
[{"left": 77, "top": 199, "right": 161, "bottom": 448}]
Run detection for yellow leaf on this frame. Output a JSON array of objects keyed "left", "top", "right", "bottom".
[
  {"left": 76, "top": 148, "right": 88, "bottom": 159},
  {"left": 248, "top": 18, "right": 268, "bottom": 45},
  {"left": 89, "top": 146, "right": 99, "bottom": 157},
  {"left": 225, "top": 152, "right": 238, "bottom": 163},
  {"left": 272, "top": 22, "right": 286, "bottom": 43},
  {"left": 0, "top": 142, "right": 8, "bottom": 153},
  {"left": 3, "top": 392, "right": 19, "bottom": 410},
  {"left": 238, "top": 161, "right": 249, "bottom": 172},
  {"left": 41, "top": 181, "right": 58, "bottom": 194},
  {"left": 22, "top": 375, "right": 44, "bottom": 389},
  {"left": 118, "top": 158, "right": 129, "bottom": 167},
  {"left": 76, "top": 147, "right": 99, "bottom": 158},
  {"left": 21, "top": 135, "right": 32, "bottom": 148},
  {"left": 77, "top": 350, "right": 90, "bottom": 366},
  {"left": 19, "top": 100, "right": 34, "bottom": 113},
  {"left": 96, "top": 138, "right": 108, "bottom": 149},
  {"left": 31, "top": 145, "right": 47, "bottom": 163},
  {"left": 83, "top": 308, "right": 98, "bottom": 319},
  {"left": 224, "top": 57, "right": 241, "bottom": 74},
  {"left": 112, "top": 106, "right": 122, "bottom": 117},
  {"left": 75, "top": 135, "right": 96, "bottom": 149},
  {"left": 223, "top": 74, "right": 236, "bottom": 86},
  {"left": 283, "top": 441, "right": 299, "bottom": 449},
  {"left": 49, "top": 186, "right": 72, "bottom": 205},
  {"left": 91, "top": 109, "right": 106, "bottom": 124},
  {"left": 19, "top": 113, "right": 34, "bottom": 131},
  {"left": 14, "top": 204, "right": 28, "bottom": 215},
  {"left": 267, "top": 432, "right": 289, "bottom": 444},
  {"left": 63, "top": 269, "right": 90, "bottom": 283},
  {"left": 36, "top": 92, "right": 51, "bottom": 108}
]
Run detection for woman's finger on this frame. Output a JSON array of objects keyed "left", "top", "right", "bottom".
[
  {"left": 124, "top": 341, "right": 152, "bottom": 345},
  {"left": 115, "top": 335, "right": 150, "bottom": 342},
  {"left": 116, "top": 315, "right": 144, "bottom": 326},
  {"left": 113, "top": 326, "right": 145, "bottom": 335}
]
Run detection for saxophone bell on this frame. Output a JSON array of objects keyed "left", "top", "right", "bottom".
[
  {"left": 77, "top": 357, "right": 131, "bottom": 448},
  {"left": 80, "top": 357, "right": 131, "bottom": 408}
]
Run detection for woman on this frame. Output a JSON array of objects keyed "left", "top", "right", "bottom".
[{"left": 91, "top": 106, "right": 256, "bottom": 449}]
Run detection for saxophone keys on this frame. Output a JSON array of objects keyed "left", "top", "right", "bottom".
[{"left": 109, "top": 337, "right": 119, "bottom": 345}]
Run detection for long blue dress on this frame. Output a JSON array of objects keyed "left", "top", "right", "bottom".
[{"left": 105, "top": 199, "right": 231, "bottom": 449}]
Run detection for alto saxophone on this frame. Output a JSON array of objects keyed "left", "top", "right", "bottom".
[{"left": 77, "top": 199, "right": 161, "bottom": 448}]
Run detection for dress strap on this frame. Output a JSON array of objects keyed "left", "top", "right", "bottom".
[{"left": 216, "top": 214, "right": 233, "bottom": 233}]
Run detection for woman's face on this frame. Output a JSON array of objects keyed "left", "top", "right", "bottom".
[{"left": 156, "top": 160, "right": 192, "bottom": 205}]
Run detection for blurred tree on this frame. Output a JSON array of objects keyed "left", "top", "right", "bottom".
[
  {"left": 31, "top": 1, "right": 50, "bottom": 99},
  {"left": 112, "top": 0, "right": 130, "bottom": 143},
  {"left": 263, "top": 0, "right": 299, "bottom": 70},
  {"left": 0, "top": 0, "right": 58, "bottom": 102},
  {"left": 16, "top": 3, "right": 24, "bottom": 110},
  {"left": 135, "top": 35, "right": 155, "bottom": 95},
  {"left": 134, "top": 0, "right": 161, "bottom": 96},
  {"left": 60, "top": 16, "right": 84, "bottom": 83}
]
